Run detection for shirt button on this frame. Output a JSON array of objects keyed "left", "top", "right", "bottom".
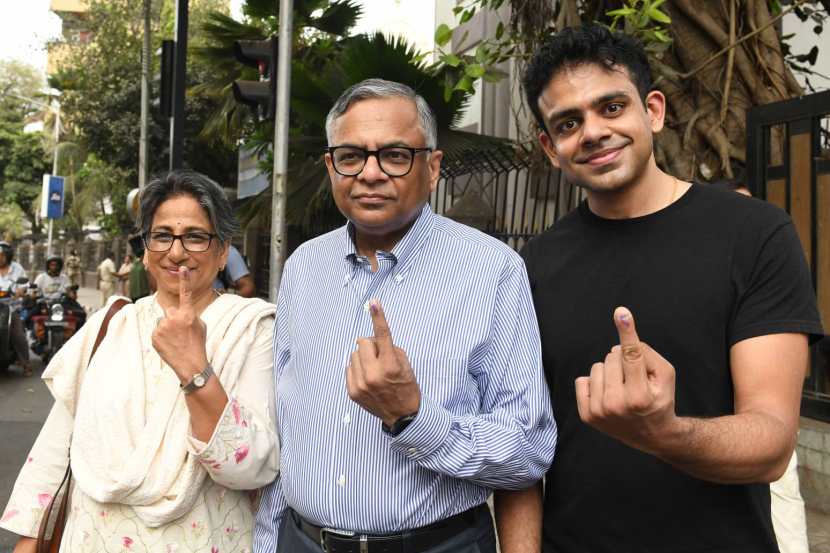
[
  {"left": 342, "top": 413, "right": 351, "bottom": 425},
  {"left": 363, "top": 301, "right": 370, "bottom": 312},
  {"left": 394, "top": 274, "right": 404, "bottom": 283},
  {"left": 337, "top": 474, "right": 346, "bottom": 487},
  {"left": 407, "top": 447, "right": 417, "bottom": 455}
]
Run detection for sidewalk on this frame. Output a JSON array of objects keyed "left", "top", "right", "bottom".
[
  {"left": 76, "top": 285, "right": 104, "bottom": 313},
  {"left": 808, "top": 507, "right": 830, "bottom": 552}
]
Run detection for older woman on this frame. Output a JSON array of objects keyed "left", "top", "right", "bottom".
[{"left": 1, "top": 171, "right": 278, "bottom": 553}]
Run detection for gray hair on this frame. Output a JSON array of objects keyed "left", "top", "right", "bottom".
[
  {"left": 325, "top": 78, "right": 438, "bottom": 149},
  {"left": 138, "top": 170, "right": 239, "bottom": 245}
]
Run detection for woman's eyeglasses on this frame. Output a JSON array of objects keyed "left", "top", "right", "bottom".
[{"left": 143, "top": 231, "right": 216, "bottom": 253}]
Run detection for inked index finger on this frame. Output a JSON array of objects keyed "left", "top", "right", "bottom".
[
  {"left": 368, "top": 299, "right": 394, "bottom": 355},
  {"left": 613, "top": 306, "right": 647, "bottom": 385},
  {"left": 178, "top": 266, "right": 194, "bottom": 310}
]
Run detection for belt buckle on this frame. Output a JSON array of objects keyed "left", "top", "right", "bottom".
[{"left": 319, "top": 527, "right": 357, "bottom": 553}]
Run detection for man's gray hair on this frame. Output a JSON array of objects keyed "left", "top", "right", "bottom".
[
  {"left": 325, "top": 78, "right": 438, "bottom": 149},
  {"left": 138, "top": 170, "right": 239, "bottom": 245}
]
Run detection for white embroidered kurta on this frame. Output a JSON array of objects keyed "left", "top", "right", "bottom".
[{"left": 0, "top": 295, "right": 279, "bottom": 553}]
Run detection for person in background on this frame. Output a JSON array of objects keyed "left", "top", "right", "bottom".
[
  {"left": 33, "top": 255, "right": 70, "bottom": 298},
  {"left": 65, "top": 249, "right": 82, "bottom": 287},
  {"left": 710, "top": 175, "right": 810, "bottom": 553},
  {"left": 212, "top": 245, "right": 255, "bottom": 297},
  {"left": 0, "top": 241, "right": 32, "bottom": 376},
  {"left": 117, "top": 253, "right": 133, "bottom": 296},
  {"left": 97, "top": 252, "right": 118, "bottom": 304},
  {"left": 127, "top": 234, "right": 155, "bottom": 302}
]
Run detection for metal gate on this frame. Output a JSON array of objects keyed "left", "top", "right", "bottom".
[{"left": 747, "top": 89, "right": 830, "bottom": 421}]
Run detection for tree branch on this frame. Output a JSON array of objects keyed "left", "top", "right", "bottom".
[
  {"left": 678, "top": 0, "right": 811, "bottom": 80},
  {"left": 718, "top": 0, "right": 736, "bottom": 126}
]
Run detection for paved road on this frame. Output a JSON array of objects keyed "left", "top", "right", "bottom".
[{"left": 0, "top": 287, "right": 102, "bottom": 552}]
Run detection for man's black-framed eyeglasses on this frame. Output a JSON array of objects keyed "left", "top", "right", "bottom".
[
  {"left": 327, "top": 146, "right": 433, "bottom": 177},
  {"left": 143, "top": 231, "right": 216, "bottom": 253}
]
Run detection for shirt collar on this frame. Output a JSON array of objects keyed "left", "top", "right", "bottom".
[{"left": 342, "top": 204, "right": 436, "bottom": 272}]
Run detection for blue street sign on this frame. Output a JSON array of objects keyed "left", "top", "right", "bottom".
[{"left": 41, "top": 174, "right": 65, "bottom": 219}]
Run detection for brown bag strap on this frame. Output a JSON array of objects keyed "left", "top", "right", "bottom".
[
  {"left": 35, "top": 298, "right": 130, "bottom": 553},
  {"left": 90, "top": 298, "right": 130, "bottom": 363}
]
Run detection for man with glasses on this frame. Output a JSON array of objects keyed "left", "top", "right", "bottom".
[{"left": 255, "top": 78, "right": 556, "bottom": 553}]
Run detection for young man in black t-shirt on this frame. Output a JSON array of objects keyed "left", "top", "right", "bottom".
[{"left": 492, "top": 24, "right": 824, "bottom": 553}]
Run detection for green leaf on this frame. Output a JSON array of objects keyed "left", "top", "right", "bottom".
[
  {"left": 441, "top": 53, "right": 462, "bottom": 67},
  {"left": 495, "top": 21, "right": 505, "bottom": 39},
  {"left": 452, "top": 5, "right": 464, "bottom": 15},
  {"left": 464, "top": 63, "right": 486, "bottom": 78},
  {"left": 454, "top": 75, "right": 474, "bottom": 92},
  {"left": 482, "top": 68, "right": 507, "bottom": 82},
  {"left": 653, "top": 29, "right": 670, "bottom": 42},
  {"left": 475, "top": 44, "right": 489, "bottom": 63},
  {"left": 459, "top": 7, "right": 476, "bottom": 24},
  {"left": 647, "top": 7, "right": 671, "bottom": 24},
  {"left": 606, "top": 7, "right": 637, "bottom": 17},
  {"left": 435, "top": 23, "right": 453, "bottom": 47}
]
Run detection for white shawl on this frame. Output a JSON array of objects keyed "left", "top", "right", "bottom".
[{"left": 41, "top": 293, "right": 276, "bottom": 527}]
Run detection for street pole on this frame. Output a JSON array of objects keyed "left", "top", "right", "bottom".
[
  {"left": 268, "top": 0, "right": 293, "bottom": 303},
  {"left": 47, "top": 104, "right": 60, "bottom": 257},
  {"left": 139, "top": 0, "right": 151, "bottom": 188},
  {"left": 169, "top": 0, "right": 188, "bottom": 170}
]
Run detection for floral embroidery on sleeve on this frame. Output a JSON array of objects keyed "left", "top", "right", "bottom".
[{"left": 196, "top": 398, "right": 257, "bottom": 473}]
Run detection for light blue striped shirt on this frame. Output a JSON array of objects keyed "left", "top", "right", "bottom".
[{"left": 254, "top": 205, "right": 556, "bottom": 551}]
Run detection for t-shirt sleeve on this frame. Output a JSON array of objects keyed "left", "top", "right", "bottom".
[
  {"left": 729, "top": 219, "right": 824, "bottom": 345},
  {"left": 225, "top": 247, "right": 250, "bottom": 282}
]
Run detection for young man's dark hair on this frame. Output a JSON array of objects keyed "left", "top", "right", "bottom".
[{"left": 523, "top": 23, "right": 653, "bottom": 134}]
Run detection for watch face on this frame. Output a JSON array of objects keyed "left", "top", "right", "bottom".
[{"left": 194, "top": 374, "right": 206, "bottom": 387}]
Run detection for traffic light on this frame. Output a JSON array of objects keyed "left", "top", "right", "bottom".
[{"left": 232, "top": 37, "right": 278, "bottom": 120}]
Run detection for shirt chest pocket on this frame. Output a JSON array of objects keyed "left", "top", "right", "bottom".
[{"left": 410, "top": 358, "right": 477, "bottom": 413}]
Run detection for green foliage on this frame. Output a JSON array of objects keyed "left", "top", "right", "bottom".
[
  {"left": 436, "top": 0, "right": 673, "bottom": 102},
  {"left": 607, "top": 0, "right": 672, "bottom": 56},
  {"left": 50, "top": 0, "right": 239, "bottom": 236},
  {"left": 0, "top": 204, "right": 27, "bottom": 239},
  {"left": 1, "top": 131, "right": 49, "bottom": 234}
]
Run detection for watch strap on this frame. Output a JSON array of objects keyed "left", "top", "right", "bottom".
[
  {"left": 181, "top": 364, "right": 214, "bottom": 394},
  {"left": 382, "top": 412, "right": 418, "bottom": 437}
]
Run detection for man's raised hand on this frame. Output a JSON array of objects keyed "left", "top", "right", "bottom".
[
  {"left": 575, "top": 306, "right": 678, "bottom": 455},
  {"left": 346, "top": 299, "right": 421, "bottom": 428}
]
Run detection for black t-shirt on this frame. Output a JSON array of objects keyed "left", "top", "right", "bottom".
[{"left": 521, "top": 184, "right": 824, "bottom": 553}]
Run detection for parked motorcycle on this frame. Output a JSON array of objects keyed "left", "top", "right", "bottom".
[
  {"left": 0, "top": 277, "right": 29, "bottom": 372},
  {"left": 30, "top": 288, "right": 86, "bottom": 364}
]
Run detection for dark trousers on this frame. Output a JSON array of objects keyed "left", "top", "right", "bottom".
[
  {"left": 10, "top": 311, "right": 29, "bottom": 363},
  {"left": 276, "top": 506, "right": 498, "bottom": 553}
]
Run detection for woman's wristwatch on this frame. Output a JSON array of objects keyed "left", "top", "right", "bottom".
[{"left": 181, "top": 364, "right": 214, "bottom": 394}]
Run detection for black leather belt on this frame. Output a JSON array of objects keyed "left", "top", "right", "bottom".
[{"left": 291, "top": 503, "right": 488, "bottom": 553}]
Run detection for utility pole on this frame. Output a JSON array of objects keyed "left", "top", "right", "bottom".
[
  {"left": 269, "top": 0, "right": 294, "bottom": 303},
  {"left": 47, "top": 104, "right": 60, "bottom": 257},
  {"left": 169, "top": 0, "right": 188, "bottom": 170},
  {"left": 139, "top": 0, "right": 151, "bottom": 188}
]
